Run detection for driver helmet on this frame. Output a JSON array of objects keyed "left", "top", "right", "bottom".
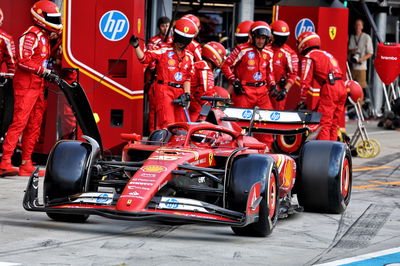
[
  {"left": 271, "top": 20, "right": 290, "bottom": 47},
  {"left": 297, "top": 31, "right": 320, "bottom": 55},
  {"left": 31, "top": 0, "right": 62, "bottom": 33},
  {"left": 202, "top": 41, "right": 226, "bottom": 68},
  {"left": 182, "top": 14, "right": 200, "bottom": 34},
  {"left": 235, "top": 20, "right": 253, "bottom": 44},
  {"left": 173, "top": 18, "right": 197, "bottom": 47},
  {"left": 250, "top": 21, "right": 271, "bottom": 48}
]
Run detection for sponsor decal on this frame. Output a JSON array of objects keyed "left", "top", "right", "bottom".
[
  {"left": 248, "top": 52, "right": 255, "bottom": 59},
  {"left": 278, "top": 52, "right": 283, "bottom": 58},
  {"left": 184, "top": 26, "right": 189, "bottom": 33},
  {"left": 129, "top": 181, "right": 154, "bottom": 186},
  {"left": 242, "top": 109, "right": 253, "bottom": 119},
  {"left": 192, "top": 158, "right": 206, "bottom": 166},
  {"left": 142, "top": 165, "right": 167, "bottom": 173},
  {"left": 140, "top": 173, "right": 156, "bottom": 178},
  {"left": 99, "top": 10, "right": 130, "bottom": 41},
  {"left": 174, "top": 72, "right": 183, "bottom": 81},
  {"left": 208, "top": 153, "right": 214, "bottom": 165},
  {"left": 381, "top": 56, "right": 398, "bottom": 60},
  {"left": 248, "top": 59, "right": 255, "bottom": 66},
  {"left": 41, "top": 37, "right": 46, "bottom": 45},
  {"left": 149, "top": 155, "right": 182, "bottom": 161},
  {"left": 295, "top": 18, "right": 315, "bottom": 39},
  {"left": 270, "top": 111, "right": 281, "bottom": 121},
  {"left": 330, "top": 58, "right": 338, "bottom": 67},
  {"left": 168, "top": 51, "right": 174, "bottom": 58},
  {"left": 329, "top": 26, "right": 337, "bottom": 40},
  {"left": 253, "top": 72, "right": 262, "bottom": 81},
  {"left": 262, "top": 54, "right": 267, "bottom": 59},
  {"left": 128, "top": 185, "right": 150, "bottom": 191},
  {"left": 96, "top": 193, "right": 109, "bottom": 203},
  {"left": 168, "top": 59, "right": 175, "bottom": 66},
  {"left": 165, "top": 198, "right": 179, "bottom": 208}
]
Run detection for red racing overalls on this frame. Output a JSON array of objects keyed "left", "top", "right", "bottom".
[
  {"left": 145, "top": 34, "right": 173, "bottom": 132},
  {"left": 0, "top": 28, "right": 16, "bottom": 73},
  {"left": 221, "top": 42, "right": 275, "bottom": 109},
  {"left": 139, "top": 44, "right": 193, "bottom": 129},
  {"left": 2, "top": 25, "right": 50, "bottom": 161},
  {"left": 300, "top": 49, "right": 347, "bottom": 141},
  {"left": 269, "top": 43, "right": 298, "bottom": 110},
  {"left": 189, "top": 60, "right": 215, "bottom": 121}
]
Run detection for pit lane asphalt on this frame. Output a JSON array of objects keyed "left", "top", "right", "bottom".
[{"left": 0, "top": 119, "right": 399, "bottom": 266}]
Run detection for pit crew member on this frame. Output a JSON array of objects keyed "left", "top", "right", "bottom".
[
  {"left": 189, "top": 41, "right": 226, "bottom": 121},
  {"left": 268, "top": 20, "right": 298, "bottom": 110},
  {"left": 0, "top": 0, "right": 62, "bottom": 176},
  {"left": 130, "top": 18, "right": 196, "bottom": 128},
  {"left": 181, "top": 14, "right": 202, "bottom": 62},
  {"left": 297, "top": 31, "right": 347, "bottom": 141},
  {"left": 0, "top": 8, "right": 16, "bottom": 76},
  {"left": 235, "top": 20, "right": 253, "bottom": 45}
]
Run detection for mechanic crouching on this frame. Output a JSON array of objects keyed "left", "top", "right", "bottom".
[
  {"left": 297, "top": 31, "right": 347, "bottom": 141},
  {"left": 130, "top": 18, "right": 196, "bottom": 129},
  {"left": 189, "top": 41, "right": 226, "bottom": 121},
  {"left": 0, "top": 1, "right": 61, "bottom": 177}
]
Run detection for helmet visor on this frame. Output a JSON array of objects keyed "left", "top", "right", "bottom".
[
  {"left": 253, "top": 28, "right": 270, "bottom": 37},
  {"left": 44, "top": 12, "right": 61, "bottom": 26},
  {"left": 174, "top": 32, "right": 192, "bottom": 46}
]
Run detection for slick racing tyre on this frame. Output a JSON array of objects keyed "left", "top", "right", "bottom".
[
  {"left": 297, "top": 141, "right": 352, "bottom": 214},
  {"left": 44, "top": 140, "right": 92, "bottom": 222},
  {"left": 228, "top": 154, "right": 279, "bottom": 237}
]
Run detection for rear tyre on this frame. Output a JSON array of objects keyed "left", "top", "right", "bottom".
[
  {"left": 297, "top": 141, "right": 352, "bottom": 213},
  {"left": 44, "top": 141, "right": 92, "bottom": 222},
  {"left": 228, "top": 154, "right": 279, "bottom": 237}
]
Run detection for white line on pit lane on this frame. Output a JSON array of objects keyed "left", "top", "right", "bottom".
[
  {"left": 315, "top": 247, "right": 400, "bottom": 265},
  {"left": 0, "top": 263, "right": 21, "bottom": 266}
]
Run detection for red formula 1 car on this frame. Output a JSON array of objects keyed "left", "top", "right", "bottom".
[{"left": 23, "top": 80, "right": 352, "bottom": 237}]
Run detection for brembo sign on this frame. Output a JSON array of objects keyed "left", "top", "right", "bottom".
[{"left": 99, "top": 10, "right": 130, "bottom": 41}]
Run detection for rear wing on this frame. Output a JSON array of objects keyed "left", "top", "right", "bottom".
[{"left": 219, "top": 107, "right": 321, "bottom": 135}]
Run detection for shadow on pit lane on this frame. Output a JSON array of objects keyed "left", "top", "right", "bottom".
[{"left": 0, "top": 218, "right": 239, "bottom": 243}]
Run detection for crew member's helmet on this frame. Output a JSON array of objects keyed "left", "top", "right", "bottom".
[
  {"left": 0, "top": 8, "right": 4, "bottom": 27},
  {"left": 345, "top": 80, "right": 364, "bottom": 103},
  {"left": 271, "top": 20, "right": 290, "bottom": 46},
  {"left": 296, "top": 31, "right": 320, "bottom": 55},
  {"left": 182, "top": 14, "right": 200, "bottom": 34},
  {"left": 235, "top": 20, "right": 253, "bottom": 44},
  {"left": 215, "top": 86, "right": 230, "bottom": 99},
  {"left": 173, "top": 18, "right": 197, "bottom": 47},
  {"left": 202, "top": 42, "right": 226, "bottom": 68},
  {"left": 250, "top": 21, "right": 271, "bottom": 48},
  {"left": 31, "top": 0, "right": 62, "bottom": 33}
]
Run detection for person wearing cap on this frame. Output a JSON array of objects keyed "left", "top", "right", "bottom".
[
  {"left": 189, "top": 41, "right": 226, "bottom": 121},
  {"left": 221, "top": 21, "right": 276, "bottom": 148},
  {"left": 268, "top": 20, "right": 299, "bottom": 110},
  {"left": 297, "top": 31, "right": 347, "bottom": 141},
  {"left": 0, "top": 1, "right": 62, "bottom": 177},
  {"left": 130, "top": 18, "right": 196, "bottom": 128}
]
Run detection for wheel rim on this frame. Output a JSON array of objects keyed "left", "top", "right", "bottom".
[
  {"left": 268, "top": 173, "right": 277, "bottom": 217},
  {"left": 341, "top": 158, "right": 350, "bottom": 198}
]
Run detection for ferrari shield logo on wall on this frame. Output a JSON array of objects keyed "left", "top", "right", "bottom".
[{"left": 329, "top": 26, "right": 337, "bottom": 40}]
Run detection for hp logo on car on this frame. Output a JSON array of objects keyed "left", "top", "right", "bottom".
[
  {"left": 242, "top": 110, "right": 253, "bottom": 119},
  {"left": 99, "top": 10, "right": 130, "bottom": 41},
  {"left": 96, "top": 193, "right": 109, "bottom": 203},
  {"left": 165, "top": 198, "right": 179, "bottom": 209},
  {"left": 295, "top": 18, "right": 315, "bottom": 39},
  {"left": 270, "top": 111, "right": 281, "bottom": 121}
]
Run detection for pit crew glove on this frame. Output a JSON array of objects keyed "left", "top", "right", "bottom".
[
  {"left": 296, "top": 101, "right": 307, "bottom": 110},
  {"left": 42, "top": 69, "right": 60, "bottom": 82},
  {"left": 177, "top": 92, "right": 191, "bottom": 108},
  {"left": 129, "top": 35, "right": 139, "bottom": 48},
  {"left": 269, "top": 84, "right": 279, "bottom": 98},
  {"left": 233, "top": 79, "right": 244, "bottom": 95},
  {"left": 276, "top": 88, "right": 287, "bottom": 102}
]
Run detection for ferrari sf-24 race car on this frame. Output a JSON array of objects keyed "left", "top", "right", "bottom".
[{"left": 23, "top": 80, "right": 352, "bottom": 237}]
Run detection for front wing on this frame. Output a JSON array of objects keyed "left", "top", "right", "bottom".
[{"left": 23, "top": 171, "right": 251, "bottom": 226}]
